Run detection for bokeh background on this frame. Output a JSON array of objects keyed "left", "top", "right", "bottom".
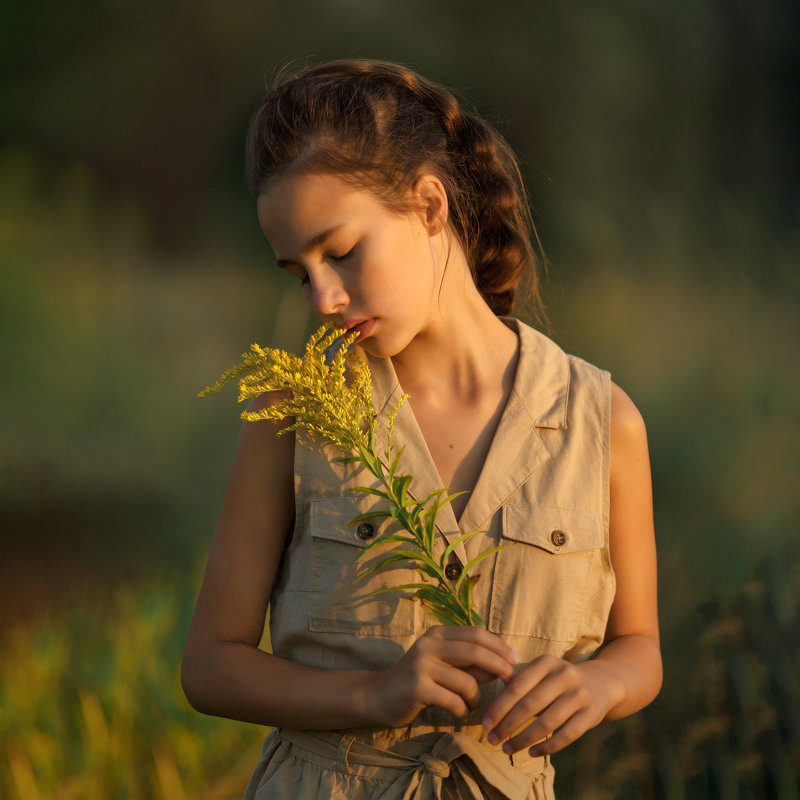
[{"left": 2, "top": 1, "right": 799, "bottom": 797}]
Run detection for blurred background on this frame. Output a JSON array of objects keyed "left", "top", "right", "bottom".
[{"left": 1, "top": 1, "right": 798, "bottom": 797}]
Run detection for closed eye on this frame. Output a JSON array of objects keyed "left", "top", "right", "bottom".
[
  {"left": 280, "top": 263, "right": 309, "bottom": 286},
  {"left": 331, "top": 245, "right": 356, "bottom": 262}
]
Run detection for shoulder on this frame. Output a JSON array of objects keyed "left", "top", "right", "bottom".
[
  {"left": 229, "top": 391, "right": 296, "bottom": 492},
  {"left": 512, "top": 317, "right": 609, "bottom": 388},
  {"left": 508, "top": 318, "right": 612, "bottom": 429},
  {"left": 240, "top": 390, "right": 296, "bottom": 438},
  {"left": 609, "top": 382, "right": 650, "bottom": 484},
  {"left": 244, "top": 388, "right": 293, "bottom": 413},
  {"left": 609, "top": 382, "right": 647, "bottom": 447}
]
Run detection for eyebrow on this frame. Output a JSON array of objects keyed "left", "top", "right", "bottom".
[{"left": 276, "top": 225, "right": 345, "bottom": 269}]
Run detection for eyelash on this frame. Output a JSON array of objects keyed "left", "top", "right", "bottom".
[
  {"left": 331, "top": 245, "right": 356, "bottom": 262},
  {"left": 295, "top": 245, "right": 356, "bottom": 286}
]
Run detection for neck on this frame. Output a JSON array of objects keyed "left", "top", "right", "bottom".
[{"left": 390, "top": 277, "right": 519, "bottom": 404}]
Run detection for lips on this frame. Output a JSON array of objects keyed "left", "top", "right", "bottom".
[{"left": 341, "top": 318, "right": 375, "bottom": 339}]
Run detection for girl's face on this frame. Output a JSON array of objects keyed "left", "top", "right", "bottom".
[{"left": 257, "top": 172, "right": 444, "bottom": 359}]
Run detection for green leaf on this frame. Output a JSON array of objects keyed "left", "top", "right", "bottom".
[
  {"left": 369, "top": 582, "right": 435, "bottom": 595},
  {"left": 422, "top": 602, "right": 465, "bottom": 626},
  {"left": 349, "top": 510, "right": 392, "bottom": 524},
  {"left": 386, "top": 506, "right": 409, "bottom": 521},
  {"left": 413, "top": 586, "right": 469, "bottom": 624},
  {"left": 410, "top": 497, "right": 428, "bottom": 516},
  {"left": 349, "top": 486, "right": 392, "bottom": 501},
  {"left": 414, "top": 562, "right": 441, "bottom": 581},
  {"left": 358, "top": 533, "right": 420, "bottom": 556},
  {"left": 468, "top": 608, "right": 487, "bottom": 628},
  {"left": 387, "top": 446, "right": 406, "bottom": 480},
  {"left": 394, "top": 474, "right": 413, "bottom": 507},
  {"left": 353, "top": 554, "right": 417, "bottom": 583},
  {"left": 443, "top": 489, "right": 470, "bottom": 506},
  {"left": 458, "top": 574, "right": 479, "bottom": 617},
  {"left": 373, "top": 549, "right": 440, "bottom": 574},
  {"left": 335, "top": 455, "right": 363, "bottom": 465},
  {"left": 412, "top": 584, "right": 457, "bottom": 605},
  {"left": 440, "top": 529, "right": 483, "bottom": 568},
  {"left": 454, "top": 545, "right": 510, "bottom": 592}
]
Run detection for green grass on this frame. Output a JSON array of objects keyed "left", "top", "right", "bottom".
[
  {"left": 3, "top": 549, "right": 798, "bottom": 799},
  {"left": 554, "top": 544, "right": 800, "bottom": 799},
  {"left": 0, "top": 579, "right": 269, "bottom": 800}
]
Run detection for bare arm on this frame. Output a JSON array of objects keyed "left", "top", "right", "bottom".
[
  {"left": 483, "top": 381, "right": 662, "bottom": 755},
  {"left": 590, "top": 381, "right": 661, "bottom": 718},
  {"left": 181, "top": 394, "right": 517, "bottom": 729},
  {"left": 181, "top": 394, "right": 377, "bottom": 727}
]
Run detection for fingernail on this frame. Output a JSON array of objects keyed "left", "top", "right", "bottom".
[
  {"left": 509, "top": 650, "right": 520, "bottom": 665},
  {"left": 529, "top": 746, "right": 542, "bottom": 757},
  {"left": 481, "top": 716, "right": 493, "bottom": 730},
  {"left": 487, "top": 732, "right": 499, "bottom": 745},
  {"left": 502, "top": 743, "right": 513, "bottom": 755}
]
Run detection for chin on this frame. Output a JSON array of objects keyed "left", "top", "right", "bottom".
[
  {"left": 359, "top": 340, "right": 394, "bottom": 359},
  {"left": 357, "top": 324, "right": 417, "bottom": 360},
  {"left": 358, "top": 334, "right": 405, "bottom": 359}
]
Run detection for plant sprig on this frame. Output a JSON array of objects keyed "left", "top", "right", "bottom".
[{"left": 200, "top": 323, "right": 503, "bottom": 627}]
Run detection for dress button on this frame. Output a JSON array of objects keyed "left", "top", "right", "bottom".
[
  {"left": 444, "top": 562, "right": 462, "bottom": 581},
  {"left": 356, "top": 522, "right": 376, "bottom": 540},
  {"left": 550, "top": 529, "right": 567, "bottom": 548}
]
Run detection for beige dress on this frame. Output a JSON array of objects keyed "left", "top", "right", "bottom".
[{"left": 243, "top": 319, "right": 615, "bottom": 800}]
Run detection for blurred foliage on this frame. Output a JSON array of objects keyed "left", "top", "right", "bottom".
[
  {"left": 0, "top": 148, "right": 313, "bottom": 623},
  {"left": 552, "top": 240, "right": 800, "bottom": 602},
  {"left": 2, "top": 548, "right": 799, "bottom": 799},
  {"left": 0, "top": 577, "right": 270, "bottom": 799},
  {"left": 553, "top": 545, "right": 800, "bottom": 800},
  {"left": 1, "top": 1, "right": 799, "bottom": 797},
  {"left": 1, "top": 0, "right": 797, "bottom": 247}
]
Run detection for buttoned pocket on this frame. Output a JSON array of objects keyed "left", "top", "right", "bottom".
[
  {"left": 308, "top": 496, "right": 419, "bottom": 635},
  {"left": 489, "top": 505, "right": 604, "bottom": 642}
]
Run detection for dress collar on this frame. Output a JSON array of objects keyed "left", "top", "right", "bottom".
[{"left": 360, "top": 318, "right": 571, "bottom": 554}]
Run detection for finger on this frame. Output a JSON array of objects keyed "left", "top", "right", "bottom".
[
  {"left": 491, "top": 671, "right": 578, "bottom": 743},
  {"left": 423, "top": 682, "right": 471, "bottom": 719},
  {"left": 426, "top": 626, "right": 520, "bottom": 665},
  {"left": 527, "top": 711, "right": 596, "bottom": 757},
  {"left": 462, "top": 666, "right": 499, "bottom": 684},
  {"left": 418, "top": 664, "right": 483, "bottom": 718},
  {"left": 501, "top": 696, "right": 578, "bottom": 753},
  {"left": 482, "top": 657, "right": 563, "bottom": 734},
  {"left": 428, "top": 662, "right": 483, "bottom": 712},
  {"left": 484, "top": 656, "right": 582, "bottom": 734},
  {"left": 421, "top": 640, "right": 517, "bottom": 682}
]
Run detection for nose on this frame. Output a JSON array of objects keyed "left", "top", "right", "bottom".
[{"left": 307, "top": 264, "right": 348, "bottom": 319}]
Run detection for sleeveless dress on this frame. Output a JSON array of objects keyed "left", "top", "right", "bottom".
[{"left": 243, "top": 318, "right": 614, "bottom": 800}]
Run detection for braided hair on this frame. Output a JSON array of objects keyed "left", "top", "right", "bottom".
[{"left": 246, "top": 59, "right": 543, "bottom": 319}]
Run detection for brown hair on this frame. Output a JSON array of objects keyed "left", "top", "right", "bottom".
[{"left": 246, "top": 59, "right": 544, "bottom": 319}]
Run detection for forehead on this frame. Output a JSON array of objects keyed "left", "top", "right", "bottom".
[{"left": 257, "top": 173, "right": 380, "bottom": 243}]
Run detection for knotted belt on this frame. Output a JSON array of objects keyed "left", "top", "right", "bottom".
[{"left": 279, "top": 727, "right": 549, "bottom": 799}]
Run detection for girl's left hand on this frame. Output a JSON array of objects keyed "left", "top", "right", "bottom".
[{"left": 481, "top": 654, "right": 624, "bottom": 757}]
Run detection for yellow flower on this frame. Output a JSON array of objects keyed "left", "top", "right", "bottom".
[{"left": 201, "top": 324, "right": 504, "bottom": 627}]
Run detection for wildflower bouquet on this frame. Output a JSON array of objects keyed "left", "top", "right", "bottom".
[{"left": 200, "top": 325, "right": 502, "bottom": 627}]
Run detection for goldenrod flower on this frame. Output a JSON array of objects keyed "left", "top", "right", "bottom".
[{"left": 201, "top": 324, "right": 503, "bottom": 627}]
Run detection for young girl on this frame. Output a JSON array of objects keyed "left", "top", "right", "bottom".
[{"left": 182, "top": 59, "right": 661, "bottom": 799}]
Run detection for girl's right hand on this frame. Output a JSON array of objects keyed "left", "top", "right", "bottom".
[{"left": 364, "top": 626, "right": 519, "bottom": 727}]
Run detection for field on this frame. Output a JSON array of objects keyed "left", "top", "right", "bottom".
[{"left": 2, "top": 151, "right": 799, "bottom": 798}]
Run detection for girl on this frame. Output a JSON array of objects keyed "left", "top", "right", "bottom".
[{"left": 182, "top": 59, "right": 661, "bottom": 799}]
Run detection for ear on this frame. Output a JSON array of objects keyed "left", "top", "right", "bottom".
[{"left": 412, "top": 174, "right": 449, "bottom": 236}]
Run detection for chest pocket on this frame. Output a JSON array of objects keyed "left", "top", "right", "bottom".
[
  {"left": 489, "top": 505, "right": 604, "bottom": 643},
  {"left": 308, "top": 496, "right": 420, "bottom": 636}
]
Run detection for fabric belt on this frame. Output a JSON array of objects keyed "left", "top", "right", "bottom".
[{"left": 278, "top": 727, "right": 549, "bottom": 800}]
